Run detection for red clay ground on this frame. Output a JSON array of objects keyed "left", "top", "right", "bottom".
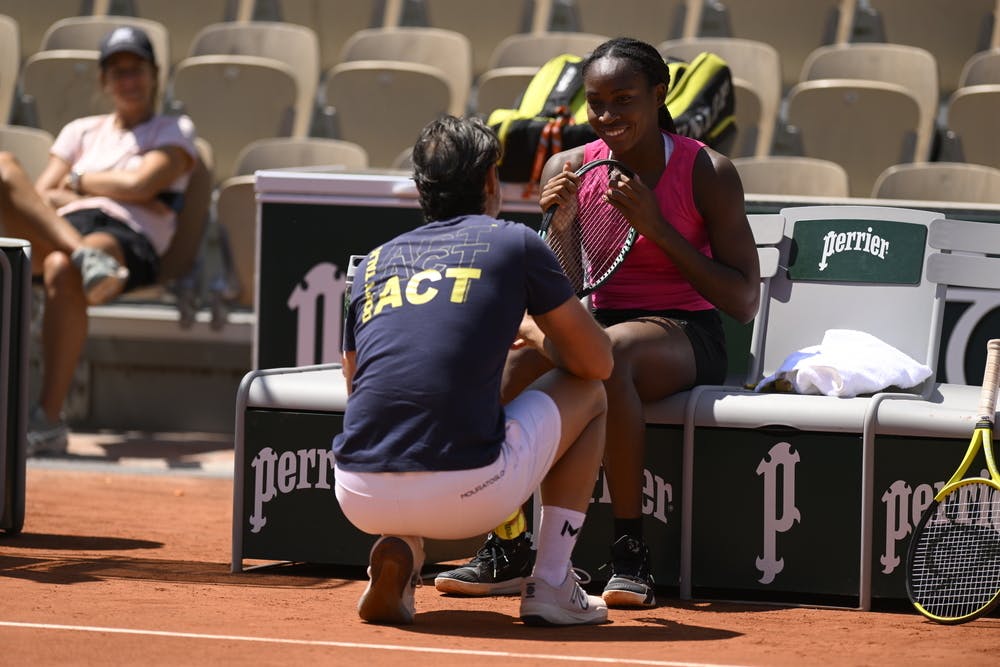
[{"left": 1, "top": 467, "right": 997, "bottom": 666}]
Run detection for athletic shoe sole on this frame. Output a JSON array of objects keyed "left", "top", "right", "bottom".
[
  {"left": 601, "top": 586, "right": 656, "bottom": 608},
  {"left": 358, "top": 537, "right": 415, "bottom": 625},
  {"left": 434, "top": 575, "right": 525, "bottom": 596}
]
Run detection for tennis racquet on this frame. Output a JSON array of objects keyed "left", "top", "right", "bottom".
[
  {"left": 538, "top": 158, "right": 637, "bottom": 298},
  {"left": 905, "top": 338, "right": 1000, "bottom": 624}
]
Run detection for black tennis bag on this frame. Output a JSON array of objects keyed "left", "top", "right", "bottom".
[{"left": 486, "top": 52, "right": 736, "bottom": 184}]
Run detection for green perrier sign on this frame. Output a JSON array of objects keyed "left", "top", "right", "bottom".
[{"left": 788, "top": 219, "right": 927, "bottom": 284}]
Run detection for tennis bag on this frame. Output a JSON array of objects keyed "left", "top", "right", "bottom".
[{"left": 486, "top": 51, "right": 736, "bottom": 183}]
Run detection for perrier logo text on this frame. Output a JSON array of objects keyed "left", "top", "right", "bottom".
[{"left": 818, "top": 227, "right": 889, "bottom": 271}]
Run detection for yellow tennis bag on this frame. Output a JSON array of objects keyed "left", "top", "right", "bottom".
[{"left": 487, "top": 52, "right": 736, "bottom": 183}]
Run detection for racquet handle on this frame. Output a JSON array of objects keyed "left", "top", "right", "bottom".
[{"left": 977, "top": 339, "right": 1000, "bottom": 421}]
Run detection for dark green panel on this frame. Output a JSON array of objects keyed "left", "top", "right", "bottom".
[
  {"left": 788, "top": 219, "right": 927, "bottom": 284},
  {"left": 692, "top": 428, "right": 863, "bottom": 599}
]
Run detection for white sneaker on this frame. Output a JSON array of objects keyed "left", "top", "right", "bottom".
[
  {"left": 358, "top": 536, "right": 424, "bottom": 625},
  {"left": 26, "top": 404, "right": 69, "bottom": 456},
  {"left": 519, "top": 570, "right": 608, "bottom": 626},
  {"left": 71, "top": 246, "right": 129, "bottom": 305}
]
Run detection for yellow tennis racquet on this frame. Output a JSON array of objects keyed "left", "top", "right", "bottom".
[{"left": 905, "top": 338, "right": 1000, "bottom": 624}]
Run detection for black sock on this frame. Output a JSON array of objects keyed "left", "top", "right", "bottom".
[{"left": 614, "top": 517, "right": 643, "bottom": 542}]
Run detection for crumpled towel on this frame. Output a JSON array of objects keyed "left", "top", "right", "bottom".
[{"left": 754, "top": 329, "right": 933, "bottom": 397}]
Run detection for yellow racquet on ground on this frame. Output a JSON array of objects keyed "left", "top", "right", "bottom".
[{"left": 905, "top": 338, "right": 1000, "bottom": 624}]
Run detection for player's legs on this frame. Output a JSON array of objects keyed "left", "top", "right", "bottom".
[
  {"left": 0, "top": 152, "right": 83, "bottom": 261},
  {"left": 600, "top": 316, "right": 696, "bottom": 607}
]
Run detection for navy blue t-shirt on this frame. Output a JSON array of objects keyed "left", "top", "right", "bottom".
[{"left": 332, "top": 215, "right": 574, "bottom": 472}]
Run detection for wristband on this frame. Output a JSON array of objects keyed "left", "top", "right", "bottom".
[{"left": 69, "top": 169, "right": 83, "bottom": 194}]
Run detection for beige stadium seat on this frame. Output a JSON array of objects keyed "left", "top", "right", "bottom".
[
  {"left": 487, "top": 31, "right": 609, "bottom": 69},
  {"left": 321, "top": 60, "right": 451, "bottom": 168},
  {"left": 945, "top": 84, "right": 1000, "bottom": 171},
  {"left": 733, "top": 156, "right": 849, "bottom": 197},
  {"left": 872, "top": 162, "right": 1000, "bottom": 204},
  {"left": 659, "top": 37, "right": 781, "bottom": 157},
  {"left": 0, "top": 0, "right": 93, "bottom": 62},
  {"left": 265, "top": 0, "right": 402, "bottom": 74},
  {"left": 1, "top": 14, "right": 17, "bottom": 123},
  {"left": 785, "top": 78, "right": 921, "bottom": 197},
  {"left": 113, "top": 0, "right": 242, "bottom": 71},
  {"left": 474, "top": 67, "right": 536, "bottom": 116},
  {"left": 39, "top": 16, "right": 170, "bottom": 108},
  {"left": 168, "top": 54, "right": 298, "bottom": 181},
  {"left": 188, "top": 21, "right": 320, "bottom": 137},
  {"left": 959, "top": 48, "right": 1000, "bottom": 87},
  {"left": 218, "top": 135, "right": 372, "bottom": 309},
  {"left": 475, "top": 31, "right": 609, "bottom": 116},
  {"left": 339, "top": 27, "right": 472, "bottom": 116},
  {"left": 19, "top": 50, "right": 110, "bottom": 136},
  {"left": 863, "top": 0, "right": 997, "bottom": 97},
  {"left": 800, "top": 43, "right": 939, "bottom": 162},
  {"left": 0, "top": 124, "right": 54, "bottom": 181},
  {"left": 233, "top": 137, "right": 368, "bottom": 176},
  {"left": 566, "top": 0, "right": 702, "bottom": 47},
  {"left": 420, "top": 0, "right": 551, "bottom": 78},
  {"left": 717, "top": 0, "right": 856, "bottom": 91}
]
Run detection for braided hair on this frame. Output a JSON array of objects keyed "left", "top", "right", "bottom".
[
  {"left": 411, "top": 115, "right": 501, "bottom": 222},
  {"left": 581, "top": 37, "right": 677, "bottom": 133}
]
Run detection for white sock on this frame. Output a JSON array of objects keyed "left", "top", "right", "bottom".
[{"left": 532, "top": 505, "right": 587, "bottom": 587}]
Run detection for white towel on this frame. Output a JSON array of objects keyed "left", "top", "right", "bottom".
[{"left": 754, "top": 329, "right": 933, "bottom": 397}]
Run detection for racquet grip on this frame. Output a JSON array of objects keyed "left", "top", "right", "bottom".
[{"left": 977, "top": 339, "right": 1000, "bottom": 421}]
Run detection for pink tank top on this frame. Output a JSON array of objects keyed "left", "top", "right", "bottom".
[{"left": 583, "top": 133, "right": 714, "bottom": 312}]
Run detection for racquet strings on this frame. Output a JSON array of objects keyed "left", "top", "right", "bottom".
[
  {"left": 908, "top": 480, "right": 1000, "bottom": 620},
  {"left": 546, "top": 162, "right": 632, "bottom": 293}
]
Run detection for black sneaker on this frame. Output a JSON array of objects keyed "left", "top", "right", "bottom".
[
  {"left": 601, "top": 535, "right": 656, "bottom": 608},
  {"left": 434, "top": 532, "right": 535, "bottom": 596}
]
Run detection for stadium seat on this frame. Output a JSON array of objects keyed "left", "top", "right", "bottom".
[
  {"left": 958, "top": 48, "right": 1000, "bottom": 87},
  {"left": 18, "top": 50, "right": 110, "bottom": 136},
  {"left": 563, "top": 0, "right": 703, "bottom": 48},
  {"left": 256, "top": 0, "right": 402, "bottom": 74},
  {"left": 187, "top": 21, "right": 320, "bottom": 137},
  {"left": 168, "top": 54, "right": 298, "bottom": 181},
  {"left": 0, "top": 14, "right": 17, "bottom": 123},
  {"left": 338, "top": 27, "right": 472, "bottom": 116},
  {"left": 732, "top": 156, "right": 849, "bottom": 197},
  {"left": 39, "top": 16, "right": 171, "bottom": 108},
  {"left": 486, "top": 31, "right": 609, "bottom": 69},
  {"left": 110, "top": 0, "right": 244, "bottom": 72},
  {"left": 232, "top": 137, "right": 368, "bottom": 176},
  {"left": 715, "top": 0, "right": 856, "bottom": 91},
  {"left": 419, "top": 0, "right": 550, "bottom": 78},
  {"left": 320, "top": 60, "right": 451, "bottom": 168},
  {"left": 473, "top": 67, "right": 537, "bottom": 116},
  {"left": 872, "top": 162, "right": 1000, "bottom": 203},
  {"left": 0, "top": 124, "right": 54, "bottom": 182},
  {"left": 861, "top": 0, "right": 997, "bottom": 97},
  {"left": 944, "top": 84, "right": 1000, "bottom": 171},
  {"left": 157, "top": 136, "right": 214, "bottom": 285},
  {"left": 217, "top": 137, "right": 369, "bottom": 309},
  {"left": 0, "top": 0, "right": 93, "bottom": 62},
  {"left": 785, "top": 79, "right": 921, "bottom": 197},
  {"left": 659, "top": 37, "right": 782, "bottom": 157},
  {"left": 799, "top": 43, "right": 939, "bottom": 162},
  {"left": 474, "top": 31, "right": 609, "bottom": 116}
]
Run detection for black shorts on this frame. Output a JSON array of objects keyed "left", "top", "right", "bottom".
[
  {"left": 64, "top": 209, "right": 160, "bottom": 291},
  {"left": 592, "top": 308, "right": 728, "bottom": 386}
]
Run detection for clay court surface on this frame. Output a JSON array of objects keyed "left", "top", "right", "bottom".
[{"left": 1, "top": 434, "right": 997, "bottom": 666}]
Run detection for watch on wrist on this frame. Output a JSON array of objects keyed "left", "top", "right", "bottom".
[{"left": 70, "top": 169, "right": 83, "bottom": 194}]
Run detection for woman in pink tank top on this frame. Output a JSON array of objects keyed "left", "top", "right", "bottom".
[{"left": 465, "top": 38, "right": 762, "bottom": 610}]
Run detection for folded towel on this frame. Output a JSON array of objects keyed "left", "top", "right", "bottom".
[{"left": 754, "top": 329, "right": 933, "bottom": 397}]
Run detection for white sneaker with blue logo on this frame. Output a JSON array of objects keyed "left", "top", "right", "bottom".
[{"left": 519, "top": 569, "right": 608, "bottom": 626}]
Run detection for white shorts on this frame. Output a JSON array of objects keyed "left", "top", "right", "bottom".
[{"left": 334, "top": 389, "right": 561, "bottom": 540}]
